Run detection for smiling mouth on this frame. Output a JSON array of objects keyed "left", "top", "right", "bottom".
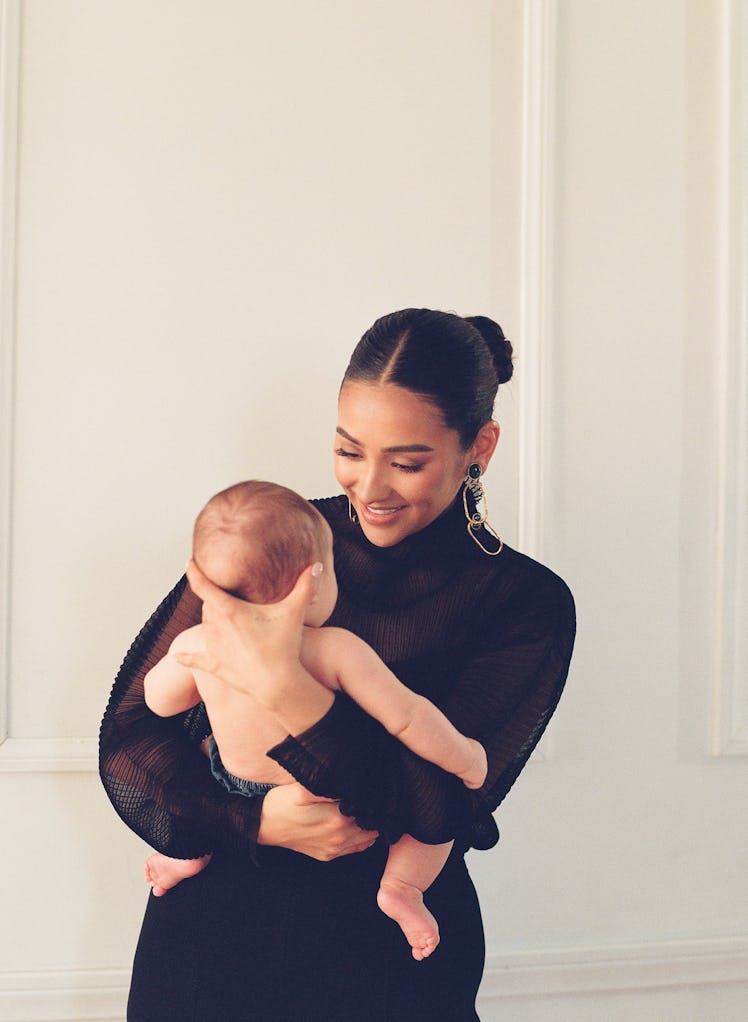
[
  {"left": 355, "top": 502, "right": 409, "bottom": 524},
  {"left": 365, "top": 505, "right": 404, "bottom": 516}
]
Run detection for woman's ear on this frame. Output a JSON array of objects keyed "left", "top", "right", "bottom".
[{"left": 470, "top": 420, "right": 500, "bottom": 471}]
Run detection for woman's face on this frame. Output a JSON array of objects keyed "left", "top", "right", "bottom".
[{"left": 334, "top": 381, "right": 476, "bottom": 547}]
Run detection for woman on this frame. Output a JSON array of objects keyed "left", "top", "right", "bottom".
[{"left": 100, "top": 308, "right": 575, "bottom": 1020}]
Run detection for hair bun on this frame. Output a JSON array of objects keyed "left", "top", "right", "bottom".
[{"left": 464, "top": 316, "right": 513, "bottom": 384}]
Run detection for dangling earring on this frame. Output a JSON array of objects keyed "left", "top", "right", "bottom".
[
  {"left": 462, "top": 463, "right": 503, "bottom": 556},
  {"left": 348, "top": 498, "right": 359, "bottom": 525}
]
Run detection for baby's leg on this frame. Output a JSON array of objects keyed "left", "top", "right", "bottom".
[
  {"left": 144, "top": 853, "right": 212, "bottom": 897},
  {"left": 377, "top": 836, "right": 452, "bottom": 961}
]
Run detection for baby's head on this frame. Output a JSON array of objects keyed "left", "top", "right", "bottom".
[{"left": 193, "top": 480, "right": 337, "bottom": 626}]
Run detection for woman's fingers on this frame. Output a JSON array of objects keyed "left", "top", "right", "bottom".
[
  {"left": 185, "top": 559, "right": 234, "bottom": 613},
  {"left": 174, "top": 645, "right": 215, "bottom": 674},
  {"left": 277, "top": 561, "right": 324, "bottom": 619},
  {"left": 343, "top": 829, "right": 380, "bottom": 856},
  {"left": 186, "top": 557, "right": 321, "bottom": 622},
  {"left": 258, "top": 783, "right": 379, "bottom": 860}
]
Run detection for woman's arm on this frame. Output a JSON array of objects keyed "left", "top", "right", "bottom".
[
  {"left": 100, "top": 578, "right": 259, "bottom": 858},
  {"left": 268, "top": 560, "right": 576, "bottom": 849},
  {"left": 160, "top": 555, "right": 575, "bottom": 851},
  {"left": 99, "top": 577, "right": 375, "bottom": 860}
]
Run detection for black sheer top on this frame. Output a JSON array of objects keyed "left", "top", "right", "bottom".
[{"left": 99, "top": 494, "right": 575, "bottom": 859}]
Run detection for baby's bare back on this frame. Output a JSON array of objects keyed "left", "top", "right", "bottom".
[
  {"left": 195, "top": 625, "right": 342, "bottom": 785},
  {"left": 195, "top": 671, "right": 293, "bottom": 784}
]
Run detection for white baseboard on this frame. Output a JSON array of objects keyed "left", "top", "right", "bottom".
[
  {"left": 478, "top": 936, "right": 748, "bottom": 1002},
  {"left": 0, "top": 968, "right": 128, "bottom": 1022},
  {"left": 1, "top": 939, "right": 747, "bottom": 1021}
]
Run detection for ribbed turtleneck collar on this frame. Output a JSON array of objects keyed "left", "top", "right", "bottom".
[{"left": 315, "top": 491, "right": 476, "bottom": 612}]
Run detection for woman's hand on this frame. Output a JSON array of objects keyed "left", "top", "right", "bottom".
[
  {"left": 258, "top": 782, "right": 379, "bottom": 861},
  {"left": 179, "top": 558, "right": 316, "bottom": 687},
  {"left": 176, "top": 560, "right": 333, "bottom": 728}
]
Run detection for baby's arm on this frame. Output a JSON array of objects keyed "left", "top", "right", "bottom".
[
  {"left": 144, "top": 626, "right": 203, "bottom": 717},
  {"left": 320, "top": 629, "right": 487, "bottom": 790}
]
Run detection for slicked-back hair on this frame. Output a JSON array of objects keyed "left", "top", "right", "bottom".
[{"left": 342, "top": 308, "right": 513, "bottom": 448}]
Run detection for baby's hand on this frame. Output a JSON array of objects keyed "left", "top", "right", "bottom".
[{"left": 461, "top": 740, "right": 488, "bottom": 790}]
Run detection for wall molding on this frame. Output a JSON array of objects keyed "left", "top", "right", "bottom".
[
  {"left": 517, "top": 0, "right": 557, "bottom": 561},
  {"left": 0, "top": 0, "right": 561, "bottom": 772},
  {"left": 2, "top": 938, "right": 746, "bottom": 1020},
  {"left": 479, "top": 936, "right": 748, "bottom": 1002},
  {"left": 712, "top": 0, "right": 748, "bottom": 757},
  {"left": 0, "top": 967, "right": 129, "bottom": 1022},
  {"left": 0, "top": 736, "right": 97, "bottom": 772},
  {"left": 0, "top": 1, "right": 101, "bottom": 777},
  {"left": 0, "top": 0, "right": 20, "bottom": 752}
]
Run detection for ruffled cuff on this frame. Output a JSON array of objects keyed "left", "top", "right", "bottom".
[{"left": 267, "top": 693, "right": 406, "bottom": 842}]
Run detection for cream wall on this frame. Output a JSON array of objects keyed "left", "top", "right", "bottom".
[{"left": 1, "top": 2, "right": 746, "bottom": 1021}]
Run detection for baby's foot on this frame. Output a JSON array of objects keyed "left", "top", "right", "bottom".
[
  {"left": 144, "top": 853, "right": 212, "bottom": 897},
  {"left": 377, "top": 879, "right": 440, "bottom": 961}
]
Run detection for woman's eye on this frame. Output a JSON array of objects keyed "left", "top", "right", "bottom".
[
  {"left": 335, "top": 448, "right": 360, "bottom": 459},
  {"left": 393, "top": 462, "right": 423, "bottom": 473}
]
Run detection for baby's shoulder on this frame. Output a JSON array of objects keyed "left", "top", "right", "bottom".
[
  {"left": 301, "top": 624, "right": 358, "bottom": 653},
  {"left": 301, "top": 624, "right": 364, "bottom": 673},
  {"left": 168, "top": 623, "right": 205, "bottom": 653}
]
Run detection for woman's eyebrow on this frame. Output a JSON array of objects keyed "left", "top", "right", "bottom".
[
  {"left": 335, "top": 427, "right": 434, "bottom": 454},
  {"left": 336, "top": 427, "right": 361, "bottom": 445},
  {"left": 383, "top": 443, "right": 434, "bottom": 453}
]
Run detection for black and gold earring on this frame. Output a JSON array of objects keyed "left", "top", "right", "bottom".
[{"left": 462, "top": 464, "right": 503, "bottom": 556}]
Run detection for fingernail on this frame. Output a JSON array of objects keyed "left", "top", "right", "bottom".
[{"left": 311, "top": 562, "right": 324, "bottom": 578}]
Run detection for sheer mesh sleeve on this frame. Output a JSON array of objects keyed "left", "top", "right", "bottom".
[
  {"left": 99, "top": 578, "right": 265, "bottom": 859},
  {"left": 269, "top": 562, "right": 575, "bottom": 849}
]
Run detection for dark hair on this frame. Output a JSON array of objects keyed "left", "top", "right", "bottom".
[
  {"left": 193, "top": 481, "right": 329, "bottom": 603},
  {"left": 341, "top": 309, "right": 513, "bottom": 447}
]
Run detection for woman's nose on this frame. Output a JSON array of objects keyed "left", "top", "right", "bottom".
[{"left": 356, "top": 463, "right": 390, "bottom": 503}]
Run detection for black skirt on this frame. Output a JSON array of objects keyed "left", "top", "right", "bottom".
[{"left": 127, "top": 841, "right": 484, "bottom": 1021}]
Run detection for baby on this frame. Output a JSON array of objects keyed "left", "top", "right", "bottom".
[{"left": 144, "top": 480, "right": 487, "bottom": 960}]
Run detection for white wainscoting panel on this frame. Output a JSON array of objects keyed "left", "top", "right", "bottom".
[
  {"left": 517, "top": 0, "right": 556, "bottom": 563},
  {"left": 0, "top": 0, "right": 20, "bottom": 750},
  {"left": 713, "top": 0, "right": 748, "bottom": 757}
]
